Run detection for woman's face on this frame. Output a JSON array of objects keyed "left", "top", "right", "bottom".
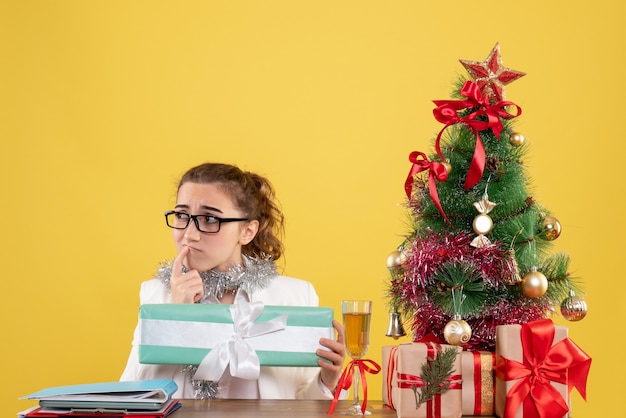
[{"left": 172, "top": 182, "right": 258, "bottom": 272}]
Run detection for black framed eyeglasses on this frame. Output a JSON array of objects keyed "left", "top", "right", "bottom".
[{"left": 164, "top": 211, "right": 249, "bottom": 234}]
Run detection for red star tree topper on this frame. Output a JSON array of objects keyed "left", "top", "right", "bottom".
[{"left": 459, "top": 42, "right": 526, "bottom": 102}]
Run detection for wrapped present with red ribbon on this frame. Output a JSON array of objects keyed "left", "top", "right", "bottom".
[
  {"left": 382, "top": 346, "right": 394, "bottom": 406},
  {"left": 494, "top": 319, "right": 591, "bottom": 418},
  {"left": 460, "top": 350, "right": 496, "bottom": 416},
  {"left": 382, "top": 343, "right": 462, "bottom": 418}
]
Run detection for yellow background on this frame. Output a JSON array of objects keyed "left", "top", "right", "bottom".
[{"left": 2, "top": 1, "right": 623, "bottom": 416}]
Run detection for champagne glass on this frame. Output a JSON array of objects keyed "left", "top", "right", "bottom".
[{"left": 342, "top": 300, "right": 372, "bottom": 415}]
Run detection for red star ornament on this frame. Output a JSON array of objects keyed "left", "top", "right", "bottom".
[{"left": 459, "top": 43, "right": 526, "bottom": 102}]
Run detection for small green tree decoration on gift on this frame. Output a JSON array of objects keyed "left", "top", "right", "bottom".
[
  {"left": 412, "top": 347, "right": 459, "bottom": 409},
  {"left": 386, "top": 43, "right": 588, "bottom": 351}
]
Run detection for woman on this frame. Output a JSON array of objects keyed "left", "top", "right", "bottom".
[{"left": 121, "top": 163, "right": 346, "bottom": 399}]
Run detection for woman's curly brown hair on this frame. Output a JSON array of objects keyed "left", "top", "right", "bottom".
[{"left": 177, "top": 163, "right": 285, "bottom": 261}]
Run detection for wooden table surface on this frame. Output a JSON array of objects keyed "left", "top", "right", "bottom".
[
  {"left": 172, "top": 399, "right": 490, "bottom": 417},
  {"left": 173, "top": 399, "right": 393, "bottom": 417}
]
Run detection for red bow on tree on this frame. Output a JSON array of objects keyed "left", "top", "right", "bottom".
[
  {"left": 494, "top": 319, "right": 591, "bottom": 418},
  {"left": 432, "top": 80, "right": 522, "bottom": 190},
  {"left": 404, "top": 151, "right": 451, "bottom": 226}
]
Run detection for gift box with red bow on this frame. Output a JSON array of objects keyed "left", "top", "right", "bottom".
[
  {"left": 460, "top": 350, "right": 496, "bottom": 416},
  {"left": 382, "top": 343, "right": 462, "bottom": 418},
  {"left": 494, "top": 319, "right": 591, "bottom": 418},
  {"left": 382, "top": 345, "right": 397, "bottom": 407}
]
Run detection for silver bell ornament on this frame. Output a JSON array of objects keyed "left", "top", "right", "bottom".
[{"left": 385, "top": 309, "right": 407, "bottom": 339}]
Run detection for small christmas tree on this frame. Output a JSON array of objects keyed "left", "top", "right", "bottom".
[{"left": 387, "top": 43, "right": 588, "bottom": 351}]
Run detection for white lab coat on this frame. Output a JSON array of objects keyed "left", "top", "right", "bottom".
[{"left": 120, "top": 275, "right": 336, "bottom": 399}]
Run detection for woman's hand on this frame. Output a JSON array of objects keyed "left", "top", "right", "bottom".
[
  {"left": 317, "top": 319, "right": 346, "bottom": 393},
  {"left": 170, "top": 246, "right": 204, "bottom": 303}
]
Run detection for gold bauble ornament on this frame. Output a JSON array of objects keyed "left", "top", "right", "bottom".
[
  {"left": 560, "top": 290, "right": 588, "bottom": 321},
  {"left": 386, "top": 250, "right": 406, "bottom": 269},
  {"left": 521, "top": 267, "right": 548, "bottom": 298},
  {"left": 539, "top": 216, "right": 562, "bottom": 241},
  {"left": 509, "top": 132, "right": 525, "bottom": 146},
  {"left": 472, "top": 214, "right": 494, "bottom": 235},
  {"left": 442, "top": 162, "right": 452, "bottom": 175},
  {"left": 443, "top": 317, "right": 472, "bottom": 346}
]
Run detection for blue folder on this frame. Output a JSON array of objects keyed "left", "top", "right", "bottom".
[{"left": 21, "top": 379, "right": 178, "bottom": 411}]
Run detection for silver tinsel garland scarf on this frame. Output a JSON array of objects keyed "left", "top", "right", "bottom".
[
  {"left": 153, "top": 255, "right": 278, "bottom": 399},
  {"left": 156, "top": 254, "right": 277, "bottom": 300}
]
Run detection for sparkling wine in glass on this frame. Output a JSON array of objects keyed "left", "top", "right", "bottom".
[{"left": 342, "top": 300, "right": 372, "bottom": 415}]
